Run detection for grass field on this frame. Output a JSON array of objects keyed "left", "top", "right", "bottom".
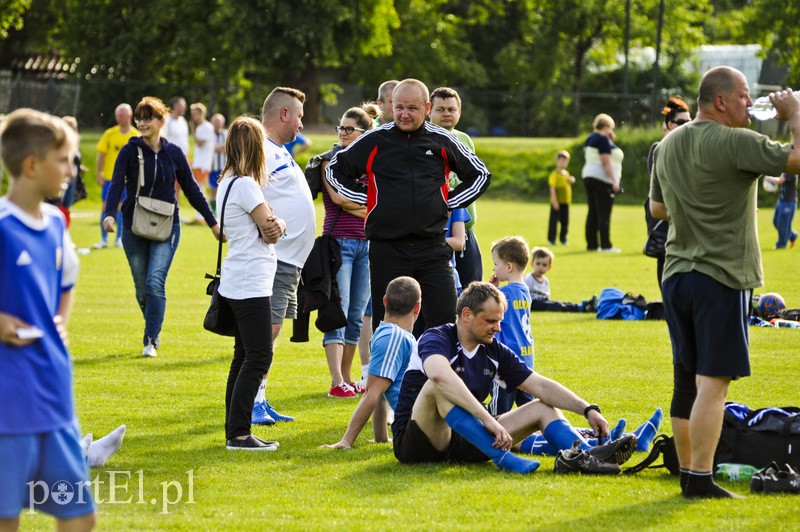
[{"left": 18, "top": 194, "right": 800, "bottom": 531}]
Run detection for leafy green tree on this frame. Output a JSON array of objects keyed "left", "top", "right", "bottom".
[
  {"left": 0, "top": 0, "right": 30, "bottom": 40},
  {"left": 745, "top": 0, "right": 800, "bottom": 87}
]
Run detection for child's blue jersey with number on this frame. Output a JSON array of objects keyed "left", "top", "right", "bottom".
[
  {"left": 0, "top": 199, "right": 78, "bottom": 434},
  {"left": 496, "top": 282, "right": 535, "bottom": 369}
]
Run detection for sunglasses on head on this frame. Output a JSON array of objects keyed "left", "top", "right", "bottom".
[
  {"left": 335, "top": 126, "right": 365, "bottom": 134},
  {"left": 670, "top": 118, "right": 691, "bottom": 126}
]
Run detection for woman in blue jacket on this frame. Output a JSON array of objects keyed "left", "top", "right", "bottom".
[{"left": 104, "top": 96, "right": 220, "bottom": 358}]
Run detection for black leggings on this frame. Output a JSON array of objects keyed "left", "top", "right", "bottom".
[
  {"left": 224, "top": 296, "right": 273, "bottom": 440},
  {"left": 583, "top": 177, "right": 616, "bottom": 250}
]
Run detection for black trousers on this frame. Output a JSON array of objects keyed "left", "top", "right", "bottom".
[
  {"left": 548, "top": 204, "right": 570, "bottom": 244},
  {"left": 224, "top": 296, "right": 273, "bottom": 440},
  {"left": 369, "top": 237, "right": 457, "bottom": 334},
  {"left": 454, "top": 228, "right": 483, "bottom": 288},
  {"left": 583, "top": 177, "right": 616, "bottom": 250}
]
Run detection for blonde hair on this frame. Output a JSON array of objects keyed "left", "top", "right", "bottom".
[
  {"left": 221, "top": 116, "right": 267, "bottom": 187},
  {"left": 556, "top": 150, "right": 570, "bottom": 161},
  {"left": 190, "top": 102, "right": 207, "bottom": 117},
  {"left": 592, "top": 113, "right": 615, "bottom": 131},
  {"left": 0, "top": 108, "right": 75, "bottom": 178}
]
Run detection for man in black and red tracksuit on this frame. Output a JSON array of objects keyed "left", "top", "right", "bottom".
[{"left": 326, "top": 78, "right": 491, "bottom": 333}]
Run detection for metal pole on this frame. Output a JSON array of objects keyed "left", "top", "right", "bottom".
[
  {"left": 652, "top": 0, "right": 665, "bottom": 121},
  {"left": 623, "top": 0, "right": 631, "bottom": 121}
]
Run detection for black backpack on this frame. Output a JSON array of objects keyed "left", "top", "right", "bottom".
[
  {"left": 303, "top": 146, "right": 339, "bottom": 200},
  {"left": 623, "top": 434, "right": 680, "bottom": 475}
]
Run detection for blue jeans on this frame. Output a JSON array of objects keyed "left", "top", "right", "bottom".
[
  {"left": 323, "top": 238, "right": 370, "bottom": 346},
  {"left": 772, "top": 200, "right": 797, "bottom": 248},
  {"left": 122, "top": 223, "right": 181, "bottom": 347}
]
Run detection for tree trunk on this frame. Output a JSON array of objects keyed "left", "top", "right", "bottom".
[{"left": 288, "top": 62, "right": 321, "bottom": 125}]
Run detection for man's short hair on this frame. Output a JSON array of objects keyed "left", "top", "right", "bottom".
[
  {"left": 492, "top": 236, "right": 530, "bottom": 270},
  {"left": 393, "top": 79, "right": 430, "bottom": 104},
  {"left": 531, "top": 246, "right": 555, "bottom": 264},
  {"left": 457, "top": 282, "right": 507, "bottom": 317},
  {"left": 0, "top": 108, "right": 75, "bottom": 178},
  {"left": 430, "top": 87, "right": 462, "bottom": 108},
  {"left": 169, "top": 97, "right": 185, "bottom": 110},
  {"left": 115, "top": 103, "right": 132, "bottom": 115},
  {"left": 698, "top": 66, "right": 741, "bottom": 108},
  {"left": 262, "top": 87, "right": 307, "bottom": 119},
  {"left": 378, "top": 80, "right": 399, "bottom": 102},
  {"left": 190, "top": 102, "right": 207, "bottom": 117},
  {"left": 384, "top": 276, "right": 421, "bottom": 316}
]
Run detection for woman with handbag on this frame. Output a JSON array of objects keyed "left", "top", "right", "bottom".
[
  {"left": 645, "top": 96, "right": 692, "bottom": 289},
  {"left": 216, "top": 116, "right": 286, "bottom": 451},
  {"left": 318, "top": 106, "right": 375, "bottom": 399},
  {"left": 103, "top": 97, "right": 220, "bottom": 358}
]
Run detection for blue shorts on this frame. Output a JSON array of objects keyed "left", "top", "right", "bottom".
[
  {"left": 208, "top": 171, "right": 222, "bottom": 190},
  {"left": 0, "top": 423, "right": 94, "bottom": 519},
  {"left": 662, "top": 270, "right": 751, "bottom": 378},
  {"left": 101, "top": 181, "right": 127, "bottom": 203}
]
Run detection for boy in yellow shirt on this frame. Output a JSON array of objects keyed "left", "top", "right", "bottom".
[{"left": 548, "top": 150, "right": 575, "bottom": 245}]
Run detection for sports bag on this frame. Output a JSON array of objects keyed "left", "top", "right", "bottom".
[
  {"left": 131, "top": 147, "right": 175, "bottom": 241},
  {"left": 715, "top": 402, "right": 800, "bottom": 469},
  {"left": 623, "top": 434, "right": 679, "bottom": 475}
]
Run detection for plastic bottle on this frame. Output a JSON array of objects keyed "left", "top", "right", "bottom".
[
  {"left": 749, "top": 91, "right": 799, "bottom": 121},
  {"left": 771, "top": 319, "right": 800, "bottom": 329},
  {"left": 715, "top": 463, "right": 760, "bottom": 481}
]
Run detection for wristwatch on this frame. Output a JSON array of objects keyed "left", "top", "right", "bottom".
[{"left": 583, "top": 404, "right": 601, "bottom": 418}]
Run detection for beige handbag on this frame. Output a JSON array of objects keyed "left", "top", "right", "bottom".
[{"left": 131, "top": 147, "right": 175, "bottom": 241}]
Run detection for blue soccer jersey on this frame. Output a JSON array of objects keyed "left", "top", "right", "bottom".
[
  {"left": 496, "top": 282, "right": 535, "bottom": 369},
  {"left": 392, "top": 323, "right": 532, "bottom": 435},
  {"left": 0, "top": 199, "right": 79, "bottom": 434},
  {"left": 368, "top": 321, "right": 416, "bottom": 410}
]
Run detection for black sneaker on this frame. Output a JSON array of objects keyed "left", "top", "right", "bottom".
[
  {"left": 762, "top": 463, "right": 800, "bottom": 494},
  {"left": 226, "top": 435, "right": 278, "bottom": 451},
  {"left": 587, "top": 434, "right": 637, "bottom": 465},
  {"left": 554, "top": 442, "right": 621, "bottom": 475},
  {"left": 750, "top": 462, "right": 780, "bottom": 493},
  {"left": 583, "top": 295, "right": 599, "bottom": 313}
]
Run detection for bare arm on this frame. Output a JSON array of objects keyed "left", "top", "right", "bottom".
[
  {"left": 371, "top": 395, "right": 389, "bottom": 442},
  {"left": 446, "top": 221, "right": 465, "bottom": 252},
  {"left": 320, "top": 375, "right": 392, "bottom": 449},
  {"left": 600, "top": 153, "right": 620, "bottom": 193},
  {"left": 549, "top": 186, "right": 560, "bottom": 210},
  {"left": 773, "top": 90, "right": 800, "bottom": 173},
  {"left": 321, "top": 160, "right": 367, "bottom": 217},
  {"left": 250, "top": 203, "right": 286, "bottom": 244},
  {"left": 518, "top": 371, "right": 610, "bottom": 438},
  {"left": 0, "top": 312, "right": 37, "bottom": 347},
  {"left": 649, "top": 200, "right": 669, "bottom": 221},
  {"left": 96, "top": 152, "right": 106, "bottom": 185}
]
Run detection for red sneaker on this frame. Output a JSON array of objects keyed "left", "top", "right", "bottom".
[
  {"left": 328, "top": 382, "right": 357, "bottom": 398},
  {"left": 350, "top": 380, "right": 366, "bottom": 394}
]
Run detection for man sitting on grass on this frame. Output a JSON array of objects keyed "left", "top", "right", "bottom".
[
  {"left": 321, "top": 276, "right": 421, "bottom": 449},
  {"left": 391, "top": 282, "right": 636, "bottom": 474}
]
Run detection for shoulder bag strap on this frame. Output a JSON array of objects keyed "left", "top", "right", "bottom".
[
  {"left": 215, "top": 176, "right": 240, "bottom": 276},
  {"left": 324, "top": 207, "right": 342, "bottom": 236},
  {"left": 136, "top": 147, "right": 145, "bottom": 199}
]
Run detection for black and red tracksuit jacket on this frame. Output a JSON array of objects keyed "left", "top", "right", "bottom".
[{"left": 325, "top": 122, "right": 491, "bottom": 240}]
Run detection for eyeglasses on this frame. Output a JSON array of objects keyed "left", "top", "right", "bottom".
[
  {"left": 670, "top": 118, "right": 691, "bottom": 126},
  {"left": 135, "top": 116, "right": 160, "bottom": 124},
  {"left": 335, "top": 126, "right": 365, "bottom": 134}
]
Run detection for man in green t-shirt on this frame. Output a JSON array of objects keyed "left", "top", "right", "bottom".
[
  {"left": 430, "top": 86, "right": 482, "bottom": 286},
  {"left": 650, "top": 66, "right": 800, "bottom": 499}
]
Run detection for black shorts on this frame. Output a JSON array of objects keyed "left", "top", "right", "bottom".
[
  {"left": 393, "top": 420, "right": 489, "bottom": 464},
  {"left": 662, "top": 270, "right": 751, "bottom": 378}
]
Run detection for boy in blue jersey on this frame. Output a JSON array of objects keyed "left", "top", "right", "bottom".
[
  {"left": 321, "top": 277, "right": 421, "bottom": 449},
  {"left": 487, "top": 236, "right": 535, "bottom": 416},
  {"left": 0, "top": 109, "right": 96, "bottom": 531}
]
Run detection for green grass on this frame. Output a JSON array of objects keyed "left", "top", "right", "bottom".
[{"left": 19, "top": 197, "right": 800, "bottom": 531}]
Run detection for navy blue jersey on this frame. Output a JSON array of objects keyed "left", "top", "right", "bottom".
[{"left": 392, "top": 323, "right": 532, "bottom": 435}]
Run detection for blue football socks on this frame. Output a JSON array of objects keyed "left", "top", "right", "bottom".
[
  {"left": 444, "top": 406, "right": 540, "bottom": 474},
  {"left": 542, "top": 419, "right": 591, "bottom": 451},
  {"left": 633, "top": 408, "right": 663, "bottom": 452}
]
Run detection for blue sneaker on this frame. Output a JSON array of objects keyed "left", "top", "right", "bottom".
[
  {"left": 252, "top": 401, "right": 276, "bottom": 425},
  {"left": 263, "top": 400, "right": 295, "bottom": 422}
]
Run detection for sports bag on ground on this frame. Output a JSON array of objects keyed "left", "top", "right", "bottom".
[
  {"left": 715, "top": 402, "right": 800, "bottom": 469},
  {"left": 131, "top": 147, "right": 175, "bottom": 241}
]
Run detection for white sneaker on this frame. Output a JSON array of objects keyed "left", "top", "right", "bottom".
[
  {"left": 114, "top": 240, "right": 124, "bottom": 249},
  {"left": 93, "top": 241, "right": 108, "bottom": 249},
  {"left": 142, "top": 343, "right": 157, "bottom": 358},
  {"left": 598, "top": 247, "right": 622, "bottom": 253}
]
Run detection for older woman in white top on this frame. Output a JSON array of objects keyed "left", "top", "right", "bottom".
[
  {"left": 582, "top": 113, "right": 624, "bottom": 253},
  {"left": 216, "top": 116, "right": 286, "bottom": 451}
]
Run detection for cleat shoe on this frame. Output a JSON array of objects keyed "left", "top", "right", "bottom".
[
  {"left": 142, "top": 342, "right": 157, "bottom": 358},
  {"left": 328, "top": 382, "right": 357, "bottom": 398},
  {"left": 226, "top": 435, "right": 278, "bottom": 451},
  {"left": 761, "top": 463, "right": 800, "bottom": 494},
  {"left": 263, "top": 400, "right": 294, "bottom": 422},
  {"left": 555, "top": 442, "right": 621, "bottom": 475},
  {"left": 350, "top": 380, "right": 366, "bottom": 394},
  {"left": 750, "top": 462, "right": 780, "bottom": 493},
  {"left": 252, "top": 401, "right": 276, "bottom": 425},
  {"left": 588, "top": 434, "right": 637, "bottom": 465}
]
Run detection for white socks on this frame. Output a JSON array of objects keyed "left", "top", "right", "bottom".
[
  {"left": 254, "top": 379, "right": 267, "bottom": 403},
  {"left": 87, "top": 425, "right": 126, "bottom": 468}
]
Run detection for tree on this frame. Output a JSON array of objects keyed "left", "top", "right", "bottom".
[
  {"left": 745, "top": 0, "right": 800, "bottom": 87},
  {"left": 0, "top": 0, "right": 30, "bottom": 40}
]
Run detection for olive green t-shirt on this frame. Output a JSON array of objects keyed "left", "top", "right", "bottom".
[{"left": 650, "top": 120, "right": 791, "bottom": 290}]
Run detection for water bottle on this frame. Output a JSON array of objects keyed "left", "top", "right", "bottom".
[
  {"left": 715, "top": 463, "right": 760, "bottom": 481},
  {"left": 749, "top": 90, "right": 799, "bottom": 121},
  {"left": 771, "top": 319, "right": 800, "bottom": 329}
]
